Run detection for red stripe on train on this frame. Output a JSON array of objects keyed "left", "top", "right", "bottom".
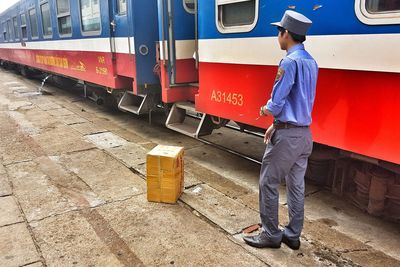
[
  {"left": 0, "top": 48, "right": 134, "bottom": 89},
  {"left": 196, "top": 62, "right": 400, "bottom": 165}
]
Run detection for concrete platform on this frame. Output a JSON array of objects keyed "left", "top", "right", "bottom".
[
  {"left": 0, "top": 169, "right": 12, "bottom": 197},
  {"left": 0, "top": 223, "right": 40, "bottom": 267},
  {"left": 0, "top": 68, "right": 399, "bottom": 267},
  {"left": 0, "top": 196, "right": 24, "bottom": 227}
]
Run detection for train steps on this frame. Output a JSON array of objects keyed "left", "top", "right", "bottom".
[
  {"left": 165, "top": 102, "right": 214, "bottom": 138},
  {"left": 118, "top": 91, "right": 150, "bottom": 115}
]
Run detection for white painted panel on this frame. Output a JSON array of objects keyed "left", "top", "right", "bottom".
[
  {"left": 0, "top": 37, "right": 135, "bottom": 54},
  {"left": 159, "top": 40, "right": 195, "bottom": 60},
  {"left": 199, "top": 34, "right": 400, "bottom": 73}
]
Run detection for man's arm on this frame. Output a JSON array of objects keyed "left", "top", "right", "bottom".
[{"left": 260, "top": 58, "right": 297, "bottom": 117}]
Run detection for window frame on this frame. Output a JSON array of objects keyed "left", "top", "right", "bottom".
[
  {"left": 20, "top": 12, "right": 28, "bottom": 40},
  {"left": 183, "top": 0, "right": 196, "bottom": 14},
  {"left": 355, "top": 0, "right": 400, "bottom": 25},
  {"left": 40, "top": 0, "right": 53, "bottom": 38},
  {"left": 13, "top": 16, "right": 20, "bottom": 41},
  {"left": 79, "top": 0, "right": 102, "bottom": 36},
  {"left": 215, "top": 0, "right": 259, "bottom": 34},
  {"left": 29, "top": 7, "right": 39, "bottom": 39},
  {"left": 56, "top": 0, "right": 72, "bottom": 37}
]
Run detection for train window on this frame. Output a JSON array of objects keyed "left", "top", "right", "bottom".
[
  {"left": 21, "top": 13, "right": 28, "bottom": 40},
  {"left": 366, "top": 0, "right": 400, "bottom": 12},
  {"left": 29, "top": 8, "right": 39, "bottom": 38},
  {"left": 355, "top": 0, "right": 400, "bottom": 24},
  {"left": 7, "top": 20, "right": 13, "bottom": 41},
  {"left": 2, "top": 22, "right": 7, "bottom": 42},
  {"left": 29, "top": 9, "right": 39, "bottom": 38},
  {"left": 118, "top": 0, "right": 127, "bottom": 15},
  {"left": 183, "top": 0, "right": 195, "bottom": 14},
  {"left": 216, "top": 0, "right": 259, "bottom": 33},
  {"left": 13, "top": 17, "right": 19, "bottom": 41},
  {"left": 40, "top": 2, "right": 53, "bottom": 37},
  {"left": 56, "top": 0, "right": 72, "bottom": 36},
  {"left": 57, "top": 0, "right": 70, "bottom": 14},
  {"left": 80, "top": 0, "right": 101, "bottom": 33}
]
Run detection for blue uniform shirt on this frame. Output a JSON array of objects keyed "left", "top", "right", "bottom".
[{"left": 266, "top": 44, "right": 318, "bottom": 126}]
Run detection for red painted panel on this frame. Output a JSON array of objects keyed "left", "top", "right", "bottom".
[
  {"left": 115, "top": 52, "right": 136, "bottom": 78},
  {"left": 175, "top": 58, "right": 198, "bottom": 84},
  {"left": 159, "top": 59, "right": 198, "bottom": 103},
  {"left": 196, "top": 62, "right": 276, "bottom": 126},
  {"left": 0, "top": 48, "right": 135, "bottom": 89},
  {"left": 197, "top": 62, "right": 400, "bottom": 165}
]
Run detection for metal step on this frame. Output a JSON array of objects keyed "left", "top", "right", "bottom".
[
  {"left": 166, "top": 102, "right": 214, "bottom": 138},
  {"left": 118, "top": 91, "right": 149, "bottom": 115}
]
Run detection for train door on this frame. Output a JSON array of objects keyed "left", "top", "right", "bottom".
[
  {"left": 116, "top": 0, "right": 161, "bottom": 115},
  {"left": 161, "top": 0, "right": 216, "bottom": 138},
  {"left": 159, "top": 0, "right": 177, "bottom": 84},
  {"left": 108, "top": 0, "right": 135, "bottom": 80},
  {"left": 158, "top": 0, "right": 198, "bottom": 93}
]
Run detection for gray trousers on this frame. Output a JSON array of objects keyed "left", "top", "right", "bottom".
[{"left": 259, "top": 127, "right": 313, "bottom": 242}]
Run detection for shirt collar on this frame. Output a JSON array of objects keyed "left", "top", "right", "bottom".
[{"left": 287, "top": 43, "right": 305, "bottom": 55}]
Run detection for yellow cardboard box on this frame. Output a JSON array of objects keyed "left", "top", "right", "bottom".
[{"left": 146, "top": 145, "right": 184, "bottom": 204}]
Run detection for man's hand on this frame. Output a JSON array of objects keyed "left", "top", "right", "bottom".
[
  {"left": 264, "top": 124, "right": 275, "bottom": 144},
  {"left": 260, "top": 106, "right": 272, "bottom": 117}
]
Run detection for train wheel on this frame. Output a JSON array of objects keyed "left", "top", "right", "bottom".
[
  {"left": 20, "top": 66, "right": 37, "bottom": 79},
  {"left": 50, "top": 75, "right": 78, "bottom": 89}
]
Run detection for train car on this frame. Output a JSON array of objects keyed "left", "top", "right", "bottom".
[
  {"left": 0, "top": 0, "right": 159, "bottom": 113},
  {"left": 176, "top": 0, "right": 399, "bottom": 218}
]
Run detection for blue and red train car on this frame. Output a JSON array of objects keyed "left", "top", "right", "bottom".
[
  {"left": 195, "top": 0, "right": 400, "bottom": 166},
  {"left": 0, "top": 0, "right": 160, "bottom": 112}
]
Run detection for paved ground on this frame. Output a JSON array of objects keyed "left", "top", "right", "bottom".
[{"left": 0, "top": 68, "right": 399, "bottom": 267}]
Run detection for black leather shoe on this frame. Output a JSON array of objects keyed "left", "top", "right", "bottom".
[
  {"left": 282, "top": 235, "right": 300, "bottom": 250},
  {"left": 243, "top": 232, "right": 281, "bottom": 249}
]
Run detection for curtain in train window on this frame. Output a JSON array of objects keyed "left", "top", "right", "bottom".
[
  {"left": 2, "top": 22, "right": 7, "bottom": 41},
  {"left": 80, "top": 0, "right": 101, "bottom": 32},
  {"left": 40, "top": 2, "right": 53, "bottom": 37},
  {"left": 56, "top": 0, "right": 71, "bottom": 35},
  {"left": 183, "top": 0, "right": 195, "bottom": 14},
  {"left": 13, "top": 17, "right": 19, "bottom": 40},
  {"left": 218, "top": 0, "right": 256, "bottom": 27},
  {"left": 29, "top": 9, "right": 39, "bottom": 38},
  {"left": 118, "top": 0, "right": 127, "bottom": 15},
  {"left": 21, "top": 13, "right": 27, "bottom": 39},
  {"left": 7, "top": 20, "right": 13, "bottom": 41},
  {"left": 366, "top": 0, "right": 400, "bottom": 12}
]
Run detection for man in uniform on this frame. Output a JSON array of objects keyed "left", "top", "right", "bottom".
[{"left": 243, "top": 10, "right": 318, "bottom": 250}]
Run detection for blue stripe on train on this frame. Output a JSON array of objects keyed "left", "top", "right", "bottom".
[
  {"left": 198, "top": 0, "right": 400, "bottom": 40},
  {"left": 0, "top": 0, "right": 112, "bottom": 42}
]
